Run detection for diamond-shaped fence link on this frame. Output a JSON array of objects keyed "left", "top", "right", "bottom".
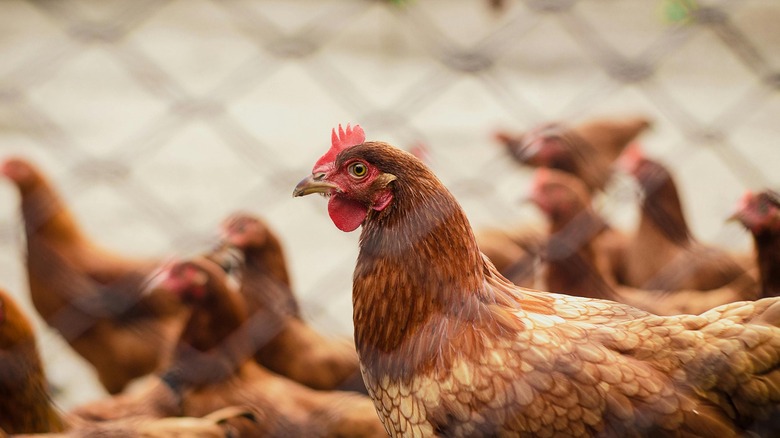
[{"left": 0, "top": 0, "right": 777, "bottom": 409}]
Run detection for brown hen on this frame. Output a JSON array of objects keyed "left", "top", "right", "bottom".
[
  {"left": 1, "top": 157, "right": 187, "bottom": 394},
  {"left": 530, "top": 168, "right": 758, "bottom": 316},
  {"left": 483, "top": 114, "right": 651, "bottom": 282},
  {"left": 209, "top": 212, "right": 366, "bottom": 393},
  {"left": 529, "top": 168, "right": 627, "bottom": 300},
  {"left": 294, "top": 124, "right": 780, "bottom": 437},
  {"left": 0, "top": 286, "right": 254, "bottom": 436},
  {"left": 495, "top": 114, "right": 652, "bottom": 192},
  {"left": 732, "top": 190, "right": 780, "bottom": 298},
  {"left": 156, "top": 256, "right": 386, "bottom": 437},
  {"left": 617, "top": 145, "right": 754, "bottom": 292}
]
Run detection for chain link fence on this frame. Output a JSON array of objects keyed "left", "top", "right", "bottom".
[{"left": 0, "top": 0, "right": 778, "bottom": 409}]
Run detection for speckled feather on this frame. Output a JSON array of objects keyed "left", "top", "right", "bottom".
[{"left": 312, "top": 141, "right": 780, "bottom": 437}]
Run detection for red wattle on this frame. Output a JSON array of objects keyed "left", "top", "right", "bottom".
[{"left": 328, "top": 195, "right": 368, "bottom": 232}]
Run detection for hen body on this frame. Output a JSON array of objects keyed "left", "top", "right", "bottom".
[{"left": 295, "top": 133, "right": 780, "bottom": 437}]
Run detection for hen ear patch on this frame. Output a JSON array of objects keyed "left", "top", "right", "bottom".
[{"left": 313, "top": 124, "right": 365, "bottom": 173}]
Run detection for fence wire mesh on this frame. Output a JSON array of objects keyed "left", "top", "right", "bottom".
[{"left": 0, "top": 0, "right": 778, "bottom": 410}]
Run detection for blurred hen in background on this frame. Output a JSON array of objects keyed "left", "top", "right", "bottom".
[
  {"left": 528, "top": 167, "right": 759, "bottom": 316},
  {"left": 1, "top": 157, "right": 188, "bottom": 395},
  {"left": 151, "top": 257, "right": 387, "bottom": 437},
  {"left": 495, "top": 114, "right": 652, "bottom": 193},
  {"left": 528, "top": 167, "right": 627, "bottom": 300},
  {"left": 479, "top": 113, "right": 651, "bottom": 286},
  {"left": 210, "top": 212, "right": 366, "bottom": 393},
  {"left": 732, "top": 190, "right": 780, "bottom": 298},
  {"left": 616, "top": 144, "right": 757, "bottom": 292}
]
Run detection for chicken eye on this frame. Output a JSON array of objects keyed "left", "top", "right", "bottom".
[{"left": 349, "top": 162, "right": 368, "bottom": 178}]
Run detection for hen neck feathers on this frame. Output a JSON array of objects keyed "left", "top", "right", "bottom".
[
  {"left": 20, "top": 178, "right": 83, "bottom": 245},
  {"left": 754, "top": 230, "right": 780, "bottom": 296},
  {"left": 545, "top": 212, "right": 615, "bottom": 300},
  {"left": 244, "top": 245, "right": 300, "bottom": 318},
  {"left": 638, "top": 168, "right": 692, "bottom": 246}
]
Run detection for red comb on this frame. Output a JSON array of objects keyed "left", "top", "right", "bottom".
[{"left": 313, "top": 124, "right": 366, "bottom": 173}]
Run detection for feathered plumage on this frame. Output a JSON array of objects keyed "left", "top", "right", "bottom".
[{"left": 1, "top": 157, "right": 186, "bottom": 394}]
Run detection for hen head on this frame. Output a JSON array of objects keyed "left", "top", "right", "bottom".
[
  {"left": 157, "top": 259, "right": 213, "bottom": 304},
  {"left": 616, "top": 143, "right": 670, "bottom": 190},
  {"left": 0, "top": 157, "right": 42, "bottom": 192},
  {"left": 732, "top": 190, "right": 780, "bottom": 233},
  {"left": 219, "top": 213, "right": 270, "bottom": 249},
  {"left": 293, "top": 124, "right": 398, "bottom": 232},
  {"left": 496, "top": 122, "right": 573, "bottom": 169},
  {"left": 530, "top": 168, "right": 591, "bottom": 224}
]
